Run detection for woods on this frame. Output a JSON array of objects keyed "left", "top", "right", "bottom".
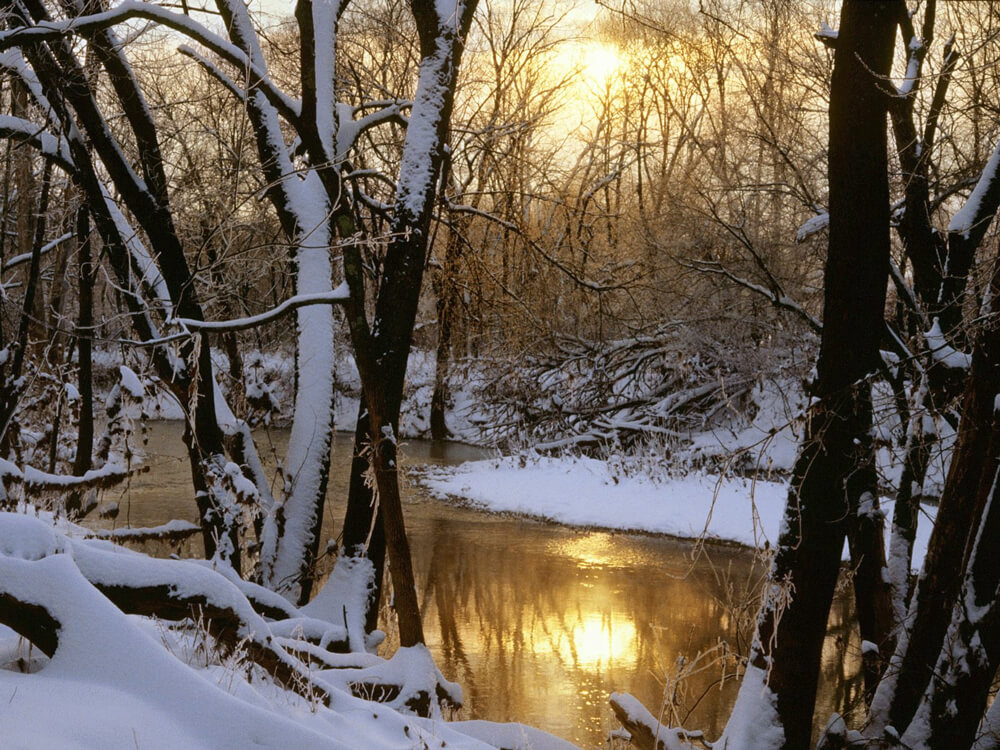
[{"left": 2, "top": 0, "right": 1000, "bottom": 748}]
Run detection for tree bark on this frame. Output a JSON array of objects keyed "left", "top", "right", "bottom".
[
  {"left": 720, "top": 3, "right": 897, "bottom": 747},
  {"left": 874, "top": 259, "right": 1000, "bottom": 736},
  {"left": 340, "top": 0, "right": 478, "bottom": 647}
]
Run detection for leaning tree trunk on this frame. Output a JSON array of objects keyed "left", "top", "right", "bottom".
[
  {"left": 867, "top": 134, "right": 1000, "bottom": 739},
  {"left": 892, "top": 261, "right": 1000, "bottom": 747},
  {"left": 869, "top": 264, "right": 1000, "bottom": 738},
  {"left": 717, "top": 3, "right": 897, "bottom": 747},
  {"left": 11, "top": 0, "right": 240, "bottom": 568}
]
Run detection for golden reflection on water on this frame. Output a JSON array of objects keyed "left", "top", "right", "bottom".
[
  {"left": 554, "top": 613, "right": 637, "bottom": 669},
  {"left": 551, "top": 532, "right": 650, "bottom": 570},
  {"left": 103, "top": 423, "right": 864, "bottom": 749}
]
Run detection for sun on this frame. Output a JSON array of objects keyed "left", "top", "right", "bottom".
[{"left": 579, "top": 41, "right": 623, "bottom": 87}]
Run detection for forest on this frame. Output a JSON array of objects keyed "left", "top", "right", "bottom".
[{"left": 0, "top": 0, "right": 999, "bottom": 748}]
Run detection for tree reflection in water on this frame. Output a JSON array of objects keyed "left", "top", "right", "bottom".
[{"left": 409, "top": 513, "right": 862, "bottom": 747}]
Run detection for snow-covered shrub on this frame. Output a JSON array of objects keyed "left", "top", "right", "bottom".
[{"left": 477, "top": 326, "right": 813, "bottom": 477}]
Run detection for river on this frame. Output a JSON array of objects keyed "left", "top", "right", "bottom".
[{"left": 88, "top": 421, "right": 863, "bottom": 748}]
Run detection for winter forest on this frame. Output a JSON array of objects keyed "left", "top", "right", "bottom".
[{"left": 3, "top": 0, "right": 1000, "bottom": 747}]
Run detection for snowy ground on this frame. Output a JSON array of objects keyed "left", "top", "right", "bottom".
[
  {"left": 0, "top": 511, "right": 578, "bottom": 750},
  {"left": 416, "top": 455, "right": 935, "bottom": 571}
]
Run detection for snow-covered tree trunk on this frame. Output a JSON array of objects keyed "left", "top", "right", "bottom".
[
  {"left": 717, "top": 3, "right": 897, "bottom": 747},
  {"left": 205, "top": 0, "right": 340, "bottom": 603},
  {"left": 340, "top": 0, "right": 478, "bottom": 645},
  {"left": 896, "top": 315, "right": 1000, "bottom": 746}
]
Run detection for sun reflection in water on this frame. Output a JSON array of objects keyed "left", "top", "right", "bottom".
[
  {"left": 548, "top": 531, "right": 649, "bottom": 570},
  {"left": 554, "top": 613, "right": 638, "bottom": 669}
]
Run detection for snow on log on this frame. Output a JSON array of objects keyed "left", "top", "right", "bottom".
[
  {"left": 0, "top": 513, "right": 468, "bottom": 724},
  {"left": 321, "top": 644, "right": 463, "bottom": 718},
  {"left": 84, "top": 519, "right": 200, "bottom": 543},
  {"left": 0, "top": 525, "right": 356, "bottom": 749},
  {"left": 20, "top": 462, "right": 135, "bottom": 493},
  {"left": 609, "top": 692, "right": 703, "bottom": 750},
  {"left": 0, "top": 514, "right": 336, "bottom": 705},
  {"left": 67, "top": 537, "right": 336, "bottom": 705}
]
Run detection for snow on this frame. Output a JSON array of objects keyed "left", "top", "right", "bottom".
[
  {"left": 417, "top": 455, "right": 935, "bottom": 569},
  {"left": 173, "top": 288, "right": 349, "bottom": 333},
  {"left": 610, "top": 691, "right": 703, "bottom": 750},
  {"left": 950, "top": 136, "right": 1000, "bottom": 238},
  {"left": 795, "top": 211, "right": 828, "bottom": 242},
  {"left": 714, "top": 664, "right": 784, "bottom": 749},
  {"left": 815, "top": 21, "right": 837, "bottom": 41},
  {"left": 118, "top": 365, "right": 145, "bottom": 399},
  {"left": 85, "top": 519, "right": 199, "bottom": 540},
  {"left": 394, "top": 22, "right": 454, "bottom": 218},
  {"left": 897, "top": 38, "right": 924, "bottom": 97},
  {"left": 925, "top": 318, "right": 972, "bottom": 370},
  {"left": 0, "top": 115, "right": 70, "bottom": 163},
  {"left": 302, "top": 554, "right": 376, "bottom": 653},
  {"left": 420, "top": 455, "right": 783, "bottom": 545}
]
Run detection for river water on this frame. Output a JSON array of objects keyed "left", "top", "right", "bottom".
[{"left": 89, "top": 422, "right": 863, "bottom": 748}]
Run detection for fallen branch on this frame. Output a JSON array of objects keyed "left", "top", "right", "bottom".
[
  {"left": 83, "top": 519, "right": 200, "bottom": 543},
  {"left": 609, "top": 692, "right": 708, "bottom": 750}
]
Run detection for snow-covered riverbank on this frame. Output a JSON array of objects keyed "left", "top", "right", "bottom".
[{"left": 416, "top": 454, "right": 935, "bottom": 570}]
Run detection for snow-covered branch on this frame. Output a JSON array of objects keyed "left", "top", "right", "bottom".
[
  {"left": 171, "top": 287, "right": 349, "bottom": 334},
  {"left": 0, "top": 116, "right": 71, "bottom": 169},
  {"left": 0, "top": 459, "right": 134, "bottom": 494},
  {"left": 0, "top": 1, "right": 300, "bottom": 124},
  {"left": 2, "top": 231, "right": 72, "bottom": 272}
]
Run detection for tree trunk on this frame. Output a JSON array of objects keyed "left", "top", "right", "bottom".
[
  {"left": 72, "top": 205, "right": 94, "bottom": 478},
  {"left": 895, "top": 264, "right": 1000, "bottom": 747},
  {"left": 339, "top": 0, "right": 478, "bottom": 647},
  {"left": 341, "top": 404, "right": 386, "bottom": 634},
  {"left": 872, "top": 259, "right": 1000, "bottom": 736},
  {"left": 718, "top": 3, "right": 896, "bottom": 747}
]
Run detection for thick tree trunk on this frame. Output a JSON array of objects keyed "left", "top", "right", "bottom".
[
  {"left": 718, "top": 3, "right": 897, "bottom": 747},
  {"left": 341, "top": 404, "right": 386, "bottom": 634}
]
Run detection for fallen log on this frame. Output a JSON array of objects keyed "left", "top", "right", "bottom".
[
  {"left": 609, "top": 692, "right": 709, "bottom": 750},
  {"left": 84, "top": 519, "right": 200, "bottom": 544}
]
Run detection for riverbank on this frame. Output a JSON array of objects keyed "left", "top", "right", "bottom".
[{"left": 415, "top": 454, "right": 935, "bottom": 570}]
